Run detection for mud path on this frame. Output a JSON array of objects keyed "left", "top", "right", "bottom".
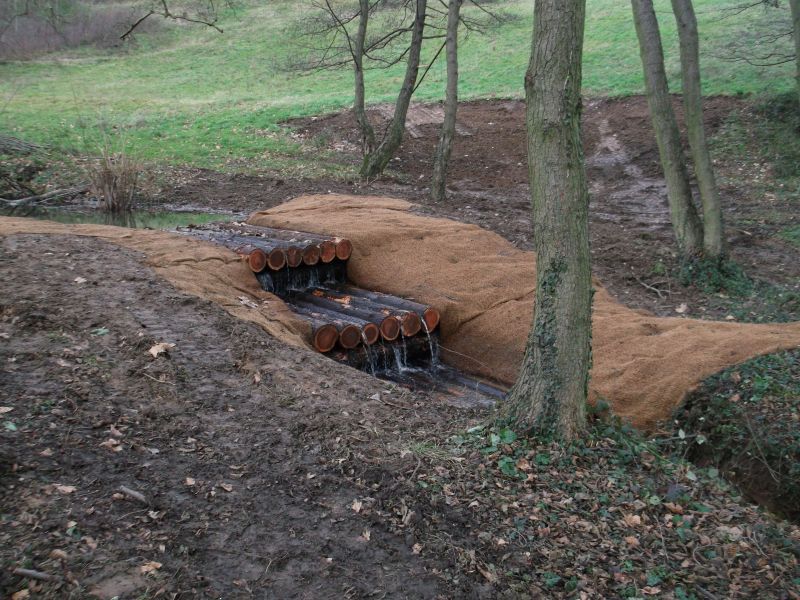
[{"left": 1, "top": 234, "right": 469, "bottom": 598}]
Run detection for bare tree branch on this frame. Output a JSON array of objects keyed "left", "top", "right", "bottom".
[{"left": 120, "top": 0, "right": 232, "bottom": 40}]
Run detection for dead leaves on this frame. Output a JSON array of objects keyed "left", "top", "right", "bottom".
[
  {"left": 99, "top": 438, "right": 123, "bottom": 453},
  {"left": 621, "top": 513, "right": 642, "bottom": 528},
  {"left": 623, "top": 535, "right": 640, "bottom": 547},
  {"left": 395, "top": 422, "right": 800, "bottom": 598},
  {"left": 147, "top": 342, "right": 175, "bottom": 358},
  {"left": 139, "top": 561, "right": 162, "bottom": 575}
]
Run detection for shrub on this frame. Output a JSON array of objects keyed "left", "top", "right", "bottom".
[{"left": 87, "top": 138, "right": 140, "bottom": 214}]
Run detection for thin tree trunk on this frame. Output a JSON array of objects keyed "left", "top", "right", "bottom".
[
  {"left": 631, "top": 0, "right": 704, "bottom": 257},
  {"left": 360, "top": 0, "right": 427, "bottom": 178},
  {"left": 430, "top": 0, "right": 462, "bottom": 202},
  {"left": 791, "top": 0, "right": 800, "bottom": 105},
  {"left": 353, "top": 0, "right": 376, "bottom": 154},
  {"left": 500, "top": 0, "right": 591, "bottom": 441},
  {"left": 671, "top": 0, "right": 724, "bottom": 259}
]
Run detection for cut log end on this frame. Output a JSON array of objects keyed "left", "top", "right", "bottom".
[
  {"left": 423, "top": 308, "right": 440, "bottom": 333},
  {"left": 286, "top": 246, "right": 303, "bottom": 268},
  {"left": 267, "top": 248, "right": 287, "bottom": 271},
  {"left": 379, "top": 316, "right": 401, "bottom": 341},
  {"left": 362, "top": 323, "right": 380, "bottom": 345},
  {"left": 246, "top": 249, "right": 268, "bottom": 273},
  {"left": 339, "top": 324, "right": 362, "bottom": 349},
  {"left": 335, "top": 238, "right": 353, "bottom": 261},
  {"left": 400, "top": 311, "right": 422, "bottom": 337},
  {"left": 302, "top": 245, "right": 321, "bottom": 266},
  {"left": 319, "top": 240, "right": 336, "bottom": 264},
  {"left": 313, "top": 324, "right": 339, "bottom": 353}
]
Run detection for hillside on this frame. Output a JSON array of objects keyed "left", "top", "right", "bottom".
[{"left": 0, "top": 0, "right": 795, "bottom": 172}]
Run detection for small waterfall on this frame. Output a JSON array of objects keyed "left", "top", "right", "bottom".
[
  {"left": 256, "top": 270, "right": 274, "bottom": 293},
  {"left": 390, "top": 340, "right": 406, "bottom": 373},
  {"left": 421, "top": 320, "right": 441, "bottom": 370},
  {"left": 362, "top": 334, "right": 378, "bottom": 375}
]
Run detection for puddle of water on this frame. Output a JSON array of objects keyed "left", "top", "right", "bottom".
[{"left": 0, "top": 207, "right": 235, "bottom": 230}]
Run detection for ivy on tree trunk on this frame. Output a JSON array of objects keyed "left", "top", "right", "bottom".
[{"left": 500, "top": 0, "right": 592, "bottom": 441}]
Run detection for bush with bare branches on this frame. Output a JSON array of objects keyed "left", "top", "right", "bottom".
[{"left": 87, "top": 142, "right": 140, "bottom": 214}]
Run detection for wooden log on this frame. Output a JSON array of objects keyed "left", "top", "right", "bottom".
[
  {"left": 0, "top": 184, "right": 89, "bottom": 208},
  {"left": 185, "top": 226, "right": 332, "bottom": 268},
  {"left": 216, "top": 223, "right": 354, "bottom": 260},
  {"left": 181, "top": 230, "right": 287, "bottom": 271},
  {"left": 317, "top": 239, "right": 337, "bottom": 264},
  {"left": 287, "top": 303, "right": 365, "bottom": 349},
  {"left": 204, "top": 223, "right": 350, "bottom": 261},
  {"left": 213, "top": 233, "right": 289, "bottom": 271},
  {"left": 285, "top": 246, "right": 303, "bottom": 268},
  {"left": 341, "top": 285, "right": 440, "bottom": 332},
  {"left": 224, "top": 233, "right": 314, "bottom": 267},
  {"left": 289, "top": 299, "right": 380, "bottom": 345},
  {"left": 291, "top": 291, "right": 401, "bottom": 341},
  {"left": 307, "top": 287, "right": 422, "bottom": 337},
  {"left": 289, "top": 312, "right": 339, "bottom": 353},
  {"left": 0, "top": 134, "right": 44, "bottom": 155}
]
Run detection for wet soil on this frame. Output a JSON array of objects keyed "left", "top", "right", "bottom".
[
  {"left": 3, "top": 235, "right": 799, "bottom": 600},
  {"left": 3, "top": 96, "right": 800, "bottom": 598},
  {"left": 274, "top": 96, "right": 799, "bottom": 321},
  {"left": 0, "top": 234, "right": 471, "bottom": 598}
]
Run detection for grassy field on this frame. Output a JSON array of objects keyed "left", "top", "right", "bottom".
[{"left": 0, "top": 0, "right": 795, "bottom": 173}]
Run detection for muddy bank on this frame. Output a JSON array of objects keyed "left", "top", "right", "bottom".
[{"left": 0, "top": 233, "right": 461, "bottom": 598}]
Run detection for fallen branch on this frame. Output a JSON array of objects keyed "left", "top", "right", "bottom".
[
  {"left": 13, "top": 567, "right": 57, "bottom": 582},
  {"left": 0, "top": 135, "right": 43, "bottom": 155},
  {"left": 118, "top": 485, "right": 149, "bottom": 505},
  {"left": 634, "top": 276, "right": 668, "bottom": 299},
  {"left": 0, "top": 184, "right": 89, "bottom": 208}
]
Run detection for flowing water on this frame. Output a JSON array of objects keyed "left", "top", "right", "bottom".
[{"left": 421, "top": 320, "right": 440, "bottom": 369}]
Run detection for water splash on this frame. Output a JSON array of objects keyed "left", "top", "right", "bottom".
[
  {"left": 421, "top": 320, "right": 441, "bottom": 370},
  {"left": 362, "top": 334, "right": 377, "bottom": 375}
]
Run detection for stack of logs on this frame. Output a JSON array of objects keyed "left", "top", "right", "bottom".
[{"left": 181, "top": 223, "right": 440, "bottom": 361}]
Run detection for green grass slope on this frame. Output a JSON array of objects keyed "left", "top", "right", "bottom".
[{"left": 0, "top": 0, "right": 794, "bottom": 171}]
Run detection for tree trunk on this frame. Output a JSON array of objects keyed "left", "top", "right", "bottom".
[
  {"left": 671, "top": 0, "right": 724, "bottom": 259},
  {"left": 430, "top": 0, "right": 462, "bottom": 202},
  {"left": 499, "top": 0, "right": 591, "bottom": 441},
  {"left": 353, "top": 0, "right": 376, "bottom": 154},
  {"left": 631, "top": 0, "right": 704, "bottom": 257},
  {"left": 791, "top": 0, "right": 800, "bottom": 105},
  {"left": 360, "top": 0, "right": 427, "bottom": 179}
]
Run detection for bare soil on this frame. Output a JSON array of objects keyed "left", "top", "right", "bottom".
[
  {"left": 3, "top": 235, "right": 799, "bottom": 599},
  {"left": 275, "top": 96, "right": 798, "bottom": 321},
  {"left": 0, "top": 234, "right": 465, "bottom": 598},
  {"left": 3, "top": 97, "right": 800, "bottom": 598}
]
